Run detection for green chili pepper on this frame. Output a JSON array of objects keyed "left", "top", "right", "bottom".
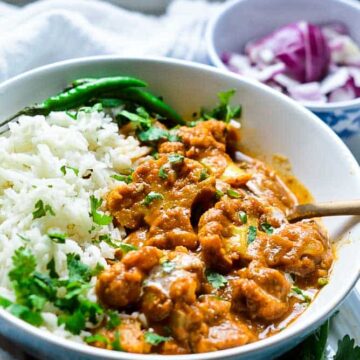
[
  {"left": 1, "top": 76, "right": 147, "bottom": 127},
  {"left": 113, "top": 88, "right": 185, "bottom": 125},
  {"left": 60, "top": 78, "right": 184, "bottom": 125}
]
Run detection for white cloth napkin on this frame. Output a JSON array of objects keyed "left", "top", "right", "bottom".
[{"left": 0, "top": 0, "right": 220, "bottom": 82}]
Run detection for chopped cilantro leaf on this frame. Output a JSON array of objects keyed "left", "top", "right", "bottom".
[
  {"left": 318, "top": 278, "right": 329, "bottom": 287},
  {"left": 97, "top": 235, "right": 137, "bottom": 253},
  {"left": 227, "top": 188, "right": 241, "bottom": 198},
  {"left": 215, "top": 189, "right": 224, "bottom": 199},
  {"left": 201, "top": 89, "right": 242, "bottom": 123},
  {"left": 158, "top": 165, "right": 168, "bottom": 180},
  {"left": 28, "top": 294, "right": 46, "bottom": 311},
  {"left": 89, "top": 195, "right": 113, "bottom": 226},
  {"left": 32, "top": 200, "right": 55, "bottom": 219},
  {"left": 142, "top": 192, "right": 164, "bottom": 206},
  {"left": 65, "top": 111, "right": 77, "bottom": 120},
  {"left": 48, "top": 232, "right": 67, "bottom": 244},
  {"left": 238, "top": 211, "right": 247, "bottom": 224},
  {"left": 0, "top": 296, "right": 12, "bottom": 308},
  {"left": 118, "top": 243, "right": 138, "bottom": 254},
  {"left": 67, "top": 253, "right": 93, "bottom": 283},
  {"left": 9, "top": 247, "right": 36, "bottom": 283},
  {"left": 162, "top": 261, "right": 175, "bottom": 273},
  {"left": 60, "top": 165, "right": 79, "bottom": 176},
  {"left": 8, "top": 303, "right": 43, "bottom": 326},
  {"left": 168, "top": 154, "right": 184, "bottom": 164},
  {"left": 85, "top": 334, "right": 109, "bottom": 345},
  {"left": 118, "top": 108, "right": 151, "bottom": 130},
  {"left": 110, "top": 174, "right": 132, "bottom": 184},
  {"left": 260, "top": 222, "right": 274, "bottom": 235},
  {"left": 144, "top": 332, "right": 171, "bottom": 346},
  {"left": 17, "top": 234, "right": 30, "bottom": 242},
  {"left": 247, "top": 225, "right": 257, "bottom": 244},
  {"left": 46, "top": 259, "right": 59, "bottom": 279},
  {"left": 291, "top": 286, "right": 311, "bottom": 304},
  {"left": 206, "top": 270, "right": 228, "bottom": 289},
  {"left": 58, "top": 309, "right": 86, "bottom": 335},
  {"left": 106, "top": 311, "right": 121, "bottom": 330},
  {"left": 79, "top": 103, "right": 103, "bottom": 114},
  {"left": 138, "top": 127, "right": 169, "bottom": 142},
  {"left": 199, "top": 168, "right": 209, "bottom": 181},
  {"left": 112, "top": 330, "right": 122, "bottom": 351}
]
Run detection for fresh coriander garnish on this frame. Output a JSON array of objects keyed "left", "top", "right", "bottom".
[
  {"left": 112, "top": 330, "right": 122, "bottom": 351},
  {"left": 85, "top": 334, "right": 109, "bottom": 345},
  {"left": 89, "top": 195, "right": 113, "bottom": 226},
  {"left": 162, "top": 261, "right": 175, "bottom": 273},
  {"left": 260, "top": 222, "right": 274, "bottom": 235},
  {"left": 144, "top": 332, "right": 171, "bottom": 346},
  {"left": 138, "top": 127, "right": 169, "bottom": 142},
  {"left": 17, "top": 234, "right": 30, "bottom": 242},
  {"left": 8, "top": 247, "right": 103, "bottom": 334},
  {"left": 291, "top": 286, "right": 311, "bottom": 303},
  {"left": 142, "top": 192, "right": 164, "bottom": 206},
  {"left": 158, "top": 165, "right": 168, "bottom": 180},
  {"left": 215, "top": 189, "right": 224, "bottom": 199},
  {"left": 32, "top": 200, "right": 55, "bottom": 219},
  {"left": 168, "top": 153, "right": 184, "bottom": 164},
  {"left": 201, "top": 89, "right": 242, "bottom": 123},
  {"left": 97, "top": 235, "right": 137, "bottom": 253},
  {"left": 48, "top": 232, "right": 67, "bottom": 244},
  {"left": 238, "top": 211, "right": 247, "bottom": 224},
  {"left": 227, "top": 188, "right": 241, "bottom": 198},
  {"left": 118, "top": 243, "right": 138, "bottom": 253},
  {"left": 65, "top": 111, "right": 77, "bottom": 120},
  {"left": 46, "top": 258, "right": 59, "bottom": 279},
  {"left": 106, "top": 310, "right": 121, "bottom": 330},
  {"left": 60, "top": 165, "right": 79, "bottom": 176},
  {"left": 318, "top": 278, "right": 329, "bottom": 287},
  {"left": 199, "top": 168, "right": 209, "bottom": 181},
  {"left": 110, "top": 174, "right": 132, "bottom": 184},
  {"left": 206, "top": 270, "right": 228, "bottom": 289},
  {"left": 118, "top": 108, "right": 151, "bottom": 130},
  {"left": 247, "top": 225, "right": 257, "bottom": 244}
]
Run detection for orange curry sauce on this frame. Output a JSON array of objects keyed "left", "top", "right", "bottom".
[{"left": 92, "top": 120, "right": 333, "bottom": 354}]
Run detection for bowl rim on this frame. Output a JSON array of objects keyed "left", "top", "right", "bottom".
[
  {"left": 205, "top": 0, "right": 360, "bottom": 110},
  {"left": 0, "top": 55, "right": 359, "bottom": 360}
]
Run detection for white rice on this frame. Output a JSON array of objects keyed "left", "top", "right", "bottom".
[{"left": 0, "top": 110, "right": 148, "bottom": 339}]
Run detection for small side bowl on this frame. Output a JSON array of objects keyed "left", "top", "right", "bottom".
[{"left": 206, "top": 0, "right": 360, "bottom": 160}]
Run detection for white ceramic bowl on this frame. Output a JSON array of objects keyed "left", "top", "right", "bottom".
[
  {"left": 206, "top": 0, "right": 360, "bottom": 160},
  {"left": 0, "top": 56, "right": 359, "bottom": 360}
]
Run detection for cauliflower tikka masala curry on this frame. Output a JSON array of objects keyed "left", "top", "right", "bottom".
[{"left": 91, "top": 102, "right": 333, "bottom": 354}]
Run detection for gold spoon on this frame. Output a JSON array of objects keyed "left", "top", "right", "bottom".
[{"left": 288, "top": 200, "right": 360, "bottom": 223}]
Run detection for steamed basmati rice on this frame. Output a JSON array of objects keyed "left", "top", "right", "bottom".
[{"left": 0, "top": 110, "right": 148, "bottom": 340}]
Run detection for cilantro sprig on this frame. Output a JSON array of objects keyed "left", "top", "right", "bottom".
[
  {"left": 144, "top": 332, "right": 171, "bottom": 346},
  {"left": 89, "top": 195, "right": 113, "bottom": 226},
  {"left": 206, "top": 270, "right": 228, "bottom": 289},
  {"left": 32, "top": 200, "right": 55, "bottom": 219},
  {"left": 201, "top": 89, "right": 242, "bottom": 123},
  {"left": 3, "top": 247, "right": 105, "bottom": 335},
  {"left": 142, "top": 192, "right": 164, "bottom": 206}
]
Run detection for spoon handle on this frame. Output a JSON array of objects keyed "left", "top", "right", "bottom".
[{"left": 288, "top": 200, "right": 360, "bottom": 222}]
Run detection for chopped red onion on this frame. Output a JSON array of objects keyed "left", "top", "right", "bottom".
[{"left": 222, "top": 21, "right": 360, "bottom": 103}]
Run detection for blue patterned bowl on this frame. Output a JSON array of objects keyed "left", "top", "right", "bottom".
[
  {"left": 310, "top": 104, "right": 360, "bottom": 160},
  {"left": 206, "top": 0, "right": 360, "bottom": 162}
]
